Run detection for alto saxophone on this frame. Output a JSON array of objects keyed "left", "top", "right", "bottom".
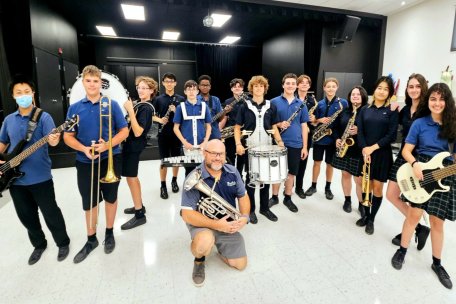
[
  {"left": 312, "top": 100, "right": 343, "bottom": 142},
  {"left": 336, "top": 108, "right": 357, "bottom": 158}
]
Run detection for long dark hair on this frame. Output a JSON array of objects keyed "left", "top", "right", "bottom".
[
  {"left": 371, "top": 76, "right": 394, "bottom": 107},
  {"left": 404, "top": 73, "right": 428, "bottom": 107},
  {"left": 415, "top": 83, "right": 456, "bottom": 140},
  {"left": 347, "top": 86, "right": 368, "bottom": 112}
]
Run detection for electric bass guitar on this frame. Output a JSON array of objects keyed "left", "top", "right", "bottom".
[
  {"left": 0, "top": 115, "right": 79, "bottom": 196},
  {"left": 397, "top": 152, "right": 456, "bottom": 204}
]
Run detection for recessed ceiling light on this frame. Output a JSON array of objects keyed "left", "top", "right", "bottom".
[
  {"left": 96, "top": 26, "right": 117, "bottom": 36},
  {"left": 401, "top": 1, "right": 406, "bottom": 5},
  {"left": 211, "top": 13, "right": 232, "bottom": 27},
  {"left": 162, "top": 31, "right": 180, "bottom": 40},
  {"left": 220, "top": 36, "right": 240, "bottom": 44},
  {"left": 121, "top": 4, "right": 145, "bottom": 21}
]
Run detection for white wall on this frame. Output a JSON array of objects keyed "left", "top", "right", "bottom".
[{"left": 383, "top": 0, "right": 456, "bottom": 97}]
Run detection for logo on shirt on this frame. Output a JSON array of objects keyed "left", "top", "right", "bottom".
[{"left": 227, "top": 181, "right": 236, "bottom": 187}]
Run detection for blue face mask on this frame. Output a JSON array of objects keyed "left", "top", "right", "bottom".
[{"left": 15, "top": 95, "right": 33, "bottom": 108}]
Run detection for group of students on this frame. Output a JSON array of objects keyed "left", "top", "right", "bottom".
[{"left": 1, "top": 66, "right": 455, "bottom": 290}]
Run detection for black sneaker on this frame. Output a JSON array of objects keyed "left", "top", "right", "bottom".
[
  {"left": 325, "top": 189, "right": 334, "bottom": 200},
  {"left": 121, "top": 216, "right": 147, "bottom": 230},
  {"left": 103, "top": 234, "right": 115, "bottom": 254},
  {"left": 391, "top": 249, "right": 406, "bottom": 270},
  {"left": 356, "top": 216, "right": 368, "bottom": 227},
  {"left": 268, "top": 196, "right": 279, "bottom": 208},
  {"left": 249, "top": 212, "right": 258, "bottom": 224},
  {"left": 160, "top": 187, "right": 169, "bottom": 199},
  {"left": 259, "top": 210, "right": 278, "bottom": 222},
  {"left": 304, "top": 186, "right": 317, "bottom": 196},
  {"left": 57, "top": 245, "right": 70, "bottom": 262},
  {"left": 343, "top": 201, "right": 352, "bottom": 213},
  {"left": 432, "top": 264, "right": 453, "bottom": 289},
  {"left": 365, "top": 220, "right": 374, "bottom": 235},
  {"left": 283, "top": 198, "right": 298, "bottom": 213},
  {"left": 124, "top": 205, "right": 146, "bottom": 215},
  {"left": 392, "top": 233, "right": 401, "bottom": 246},
  {"left": 171, "top": 180, "right": 179, "bottom": 193},
  {"left": 28, "top": 247, "right": 46, "bottom": 265},
  {"left": 295, "top": 189, "right": 306, "bottom": 199},
  {"left": 416, "top": 225, "right": 430, "bottom": 251},
  {"left": 73, "top": 240, "right": 99, "bottom": 264}
]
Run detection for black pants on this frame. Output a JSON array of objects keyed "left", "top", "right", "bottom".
[
  {"left": 9, "top": 179, "right": 70, "bottom": 249},
  {"left": 224, "top": 137, "right": 247, "bottom": 179},
  {"left": 295, "top": 157, "right": 309, "bottom": 191},
  {"left": 245, "top": 153, "right": 270, "bottom": 213}
]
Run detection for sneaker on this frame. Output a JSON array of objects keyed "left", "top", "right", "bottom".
[
  {"left": 160, "top": 187, "right": 169, "bottom": 199},
  {"left": 365, "top": 220, "right": 374, "bottom": 235},
  {"left": 73, "top": 240, "right": 99, "bottom": 264},
  {"left": 295, "top": 189, "right": 306, "bottom": 199},
  {"left": 416, "top": 225, "right": 430, "bottom": 251},
  {"left": 192, "top": 262, "right": 205, "bottom": 287},
  {"left": 343, "top": 201, "right": 352, "bottom": 213},
  {"left": 356, "top": 216, "right": 368, "bottom": 227},
  {"left": 283, "top": 198, "right": 298, "bottom": 213},
  {"left": 392, "top": 233, "right": 401, "bottom": 246},
  {"left": 249, "top": 212, "right": 258, "bottom": 224},
  {"left": 57, "top": 245, "right": 70, "bottom": 262},
  {"left": 121, "top": 216, "right": 147, "bottom": 230},
  {"left": 391, "top": 249, "right": 406, "bottom": 270},
  {"left": 259, "top": 210, "right": 278, "bottom": 222},
  {"left": 28, "top": 247, "right": 46, "bottom": 265},
  {"left": 325, "top": 189, "right": 334, "bottom": 200},
  {"left": 432, "top": 264, "right": 453, "bottom": 289},
  {"left": 304, "top": 186, "right": 317, "bottom": 196},
  {"left": 171, "top": 180, "right": 179, "bottom": 193},
  {"left": 124, "top": 205, "right": 146, "bottom": 215},
  {"left": 103, "top": 235, "right": 115, "bottom": 254},
  {"left": 268, "top": 196, "right": 279, "bottom": 208}
]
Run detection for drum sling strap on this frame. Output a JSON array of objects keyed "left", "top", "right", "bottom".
[
  {"left": 181, "top": 101, "right": 206, "bottom": 146},
  {"left": 245, "top": 100, "right": 271, "bottom": 147}
]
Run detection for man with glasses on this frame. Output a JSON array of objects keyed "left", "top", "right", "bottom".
[
  {"left": 152, "top": 73, "right": 185, "bottom": 199},
  {"left": 173, "top": 80, "right": 212, "bottom": 176},
  {"left": 197, "top": 75, "right": 223, "bottom": 140},
  {"left": 181, "top": 139, "right": 250, "bottom": 287}
]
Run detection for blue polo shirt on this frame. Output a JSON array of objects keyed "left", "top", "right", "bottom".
[
  {"left": 405, "top": 115, "right": 455, "bottom": 158},
  {"left": 181, "top": 163, "right": 246, "bottom": 210},
  {"left": 314, "top": 96, "right": 348, "bottom": 145},
  {"left": 65, "top": 97, "right": 128, "bottom": 163},
  {"left": 271, "top": 94, "right": 309, "bottom": 149},
  {"left": 197, "top": 94, "right": 222, "bottom": 140},
  {"left": 173, "top": 99, "right": 212, "bottom": 145},
  {"left": 0, "top": 109, "right": 54, "bottom": 186}
]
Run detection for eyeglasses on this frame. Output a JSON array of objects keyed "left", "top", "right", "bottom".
[
  {"left": 205, "top": 150, "right": 225, "bottom": 157},
  {"left": 185, "top": 88, "right": 198, "bottom": 92},
  {"left": 163, "top": 80, "right": 175, "bottom": 84}
]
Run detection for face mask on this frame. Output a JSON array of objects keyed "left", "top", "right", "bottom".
[{"left": 15, "top": 95, "right": 33, "bottom": 108}]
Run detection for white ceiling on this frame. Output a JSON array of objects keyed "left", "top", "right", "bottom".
[{"left": 272, "top": 0, "right": 428, "bottom": 16}]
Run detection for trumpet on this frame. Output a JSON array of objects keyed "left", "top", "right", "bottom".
[{"left": 361, "top": 158, "right": 372, "bottom": 207}]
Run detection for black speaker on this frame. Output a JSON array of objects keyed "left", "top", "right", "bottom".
[{"left": 337, "top": 15, "right": 361, "bottom": 42}]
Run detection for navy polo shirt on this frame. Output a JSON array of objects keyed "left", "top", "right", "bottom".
[
  {"left": 314, "top": 96, "right": 348, "bottom": 145},
  {"left": 357, "top": 104, "right": 398, "bottom": 149},
  {"left": 223, "top": 97, "right": 245, "bottom": 128},
  {"left": 152, "top": 93, "right": 185, "bottom": 136},
  {"left": 405, "top": 115, "right": 455, "bottom": 158},
  {"left": 123, "top": 101, "right": 154, "bottom": 153},
  {"left": 181, "top": 163, "right": 246, "bottom": 210},
  {"left": 235, "top": 100, "right": 278, "bottom": 132},
  {"left": 65, "top": 97, "right": 128, "bottom": 163},
  {"left": 271, "top": 94, "right": 309, "bottom": 149},
  {"left": 398, "top": 105, "right": 413, "bottom": 141},
  {"left": 198, "top": 94, "right": 222, "bottom": 140},
  {"left": 173, "top": 99, "right": 212, "bottom": 145},
  {"left": 0, "top": 109, "right": 54, "bottom": 186}
]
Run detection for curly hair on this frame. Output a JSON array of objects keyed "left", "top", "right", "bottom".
[
  {"left": 248, "top": 75, "right": 269, "bottom": 95},
  {"left": 404, "top": 73, "right": 428, "bottom": 107},
  {"left": 135, "top": 76, "right": 158, "bottom": 98},
  {"left": 415, "top": 83, "right": 456, "bottom": 140},
  {"left": 347, "top": 86, "right": 368, "bottom": 112}
]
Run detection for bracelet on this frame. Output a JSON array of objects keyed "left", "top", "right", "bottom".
[
  {"left": 411, "top": 160, "right": 418, "bottom": 167},
  {"left": 240, "top": 214, "right": 250, "bottom": 224}
]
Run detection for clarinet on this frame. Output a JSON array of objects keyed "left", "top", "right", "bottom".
[
  {"left": 280, "top": 100, "right": 306, "bottom": 134},
  {"left": 159, "top": 96, "right": 176, "bottom": 133}
]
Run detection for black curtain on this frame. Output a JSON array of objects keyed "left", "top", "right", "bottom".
[
  {"left": 195, "top": 45, "right": 262, "bottom": 101},
  {"left": 0, "top": 4, "right": 12, "bottom": 125},
  {"left": 304, "top": 21, "right": 323, "bottom": 96}
]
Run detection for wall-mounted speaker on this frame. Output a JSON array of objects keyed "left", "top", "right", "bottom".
[{"left": 337, "top": 15, "right": 361, "bottom": 42}]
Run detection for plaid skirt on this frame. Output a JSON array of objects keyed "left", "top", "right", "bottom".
[
  {"left": 388, "top": 155, "right": 407, "bottom": 182},
  {"left": 407, "top": 154, "right": 456, "bottom": 221},
  {"left": 331, "top": 154, "right": 362, "bottom": 177}
]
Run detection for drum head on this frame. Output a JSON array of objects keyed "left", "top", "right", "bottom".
[{"left": 67, "top": 71, "right": 129, "bottom": 114}]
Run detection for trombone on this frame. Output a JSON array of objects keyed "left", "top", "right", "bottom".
[
  {"left": 361, "top": 158, "right": 372, "bottom": 207},
  {"left": 89, "top": 95, "right": 120, "bottom": 230}
]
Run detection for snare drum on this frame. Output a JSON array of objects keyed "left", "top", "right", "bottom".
[
  {"left": 67, "top": 71, "right": 129, "bottom": 114},
  {"left": 249, "top": 145, "right": 288, "bottom": 184}
]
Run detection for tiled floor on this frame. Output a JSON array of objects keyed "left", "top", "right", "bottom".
[{"left": 0, "top": 157, "right": 455, "bottom": 304}]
